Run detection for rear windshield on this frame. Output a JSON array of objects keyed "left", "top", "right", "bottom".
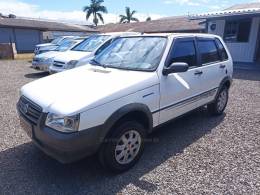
[{"left": 72, "top": 35, "right": 109, "bottom": 52}]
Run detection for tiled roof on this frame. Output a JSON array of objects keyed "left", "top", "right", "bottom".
[
  {"left": 190, "top": 2, "right": 260, "bottom": 20},
  {"left": 98, "top": 16, "right": 205, "bottom": 33},
  {"left": 225, "top": 2, "right": 260, "bottom": 10},
  {"left": 0, "top": 17, "right": 97, "bottom": 32}
]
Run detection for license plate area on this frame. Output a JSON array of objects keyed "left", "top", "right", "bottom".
[{"left": 20, "top": 117, "right": 33, "bottom": 138}]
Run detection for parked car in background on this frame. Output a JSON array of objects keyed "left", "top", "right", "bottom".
[
  {"left": 48, "top": 32, "right": 139, "bottom": 74},
  {"left": 17, "top": 33, "right": 233, "bottom": 172},
  {"left": 34, "top": 36, "right": 77, "bottom": 55},
  {"left": 32, "top": 38, "right": 85, "bottom": 72}
]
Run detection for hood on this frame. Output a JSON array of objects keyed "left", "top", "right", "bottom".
[
  {"left": 53, "top": 50, "right": 92, "bottom": 63},
  {"left": 36, "top": 51, "right": 60, "bottom": 59},
  {"left": 21, "top": 66, "right": 158, "bottom": 115}
]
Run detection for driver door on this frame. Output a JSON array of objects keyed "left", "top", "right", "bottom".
[{"left": 159, "top": 37, "right": 203, "bottom": 124}]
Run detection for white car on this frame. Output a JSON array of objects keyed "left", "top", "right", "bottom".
[
  {"left": 34, "top": 36, "right": 76, "bottom": 55},
  {"left": 32, "top": 38, "right": 84, "bottom": 72},
  {"left": 48, "top": 32, "right": 139, "bottom": 74},
  {"left": 17, "top": 34, "right": 233, "bottom": 172}
]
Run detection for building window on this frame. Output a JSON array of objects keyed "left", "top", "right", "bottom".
[{"left": 224, "top": 19, "right": 252, "bottom": 43}]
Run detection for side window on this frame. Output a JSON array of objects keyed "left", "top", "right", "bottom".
[
  {"left": 215, "top": 39, "right": 228, "bottom": 61},
  {"left": 197, "top": 39, "right": 221, "bottom": 65},
  {"left": 168, "top": 40, "right": 197, "bottom": 68}
]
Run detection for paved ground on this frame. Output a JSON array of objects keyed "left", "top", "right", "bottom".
[{"left": 0, "top": 60, "right": 259, "bottom": 195}]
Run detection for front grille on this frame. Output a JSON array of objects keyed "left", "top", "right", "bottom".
[
  {"left": 18, "top": 96, "right": 42, "bottom": 125},
  {"left": 53, "top": 61, "right": 65, "bottom": 68}
]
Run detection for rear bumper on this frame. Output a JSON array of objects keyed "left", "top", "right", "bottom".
[{"left": 17, "top": 109, "right": 103, "bottom": 163}]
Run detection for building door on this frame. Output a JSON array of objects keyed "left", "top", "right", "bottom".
[
  {"left": 255, "top": 24, "right": 260, "bottom": 62},
  {"left": 14, "top": 29, "right": 41, "bottom": 53}
]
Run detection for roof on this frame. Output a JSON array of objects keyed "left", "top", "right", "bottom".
[
  {"left": 98, "top": 16, "right": 205, "bottom": 33},
  {"left": 0, "top": 17, "right": 97, "bottom": 32},
  {"left": 190, "top": 2, "right": 260, "bottom": 20},
  {"left": 120, "top": 33, "right": 221, "bottom": 39},
  {"left": 225, "top": 2, "right": 260, "bottom": 10}
]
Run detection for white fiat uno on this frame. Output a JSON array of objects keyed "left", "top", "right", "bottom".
[{"left": 17, "top": 33, "right": 233, "bottom": 172}]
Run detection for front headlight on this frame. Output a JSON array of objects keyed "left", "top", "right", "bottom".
[
  {"left": 46, "top": 57, "right": 54, "bottom": 63},
  {"left": 66, "top": 60, "right": 78, "bottom": 69},
  {"left": 40, "top": 57, "right": 48, "bottom": 62},
  {"left": 45, "top": 113, "right": 80, "bottom": 133}
]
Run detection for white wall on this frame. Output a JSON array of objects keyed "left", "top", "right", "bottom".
[{"left": 208, "top": 17, "right": 260, "bottom": 63}]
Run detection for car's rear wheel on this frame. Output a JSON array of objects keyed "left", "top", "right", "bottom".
[
  {"left": 98, "top": 121, "right": 146, "bottom": 173},
  {"left": 208, "top": 86, "right": 229, "bottom": 115}
]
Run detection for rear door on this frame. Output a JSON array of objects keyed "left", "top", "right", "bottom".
[
  {"left": 159, "top": 37, "right": 204, "bottom": 124},
  {"left": 195, "top": 37, "right": 229, "bottom": 106}
]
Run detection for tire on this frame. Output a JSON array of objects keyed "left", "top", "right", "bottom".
[
  {"left": 98, "top": 120, "right": 146, "bottom": 173},
  {"left": 208, "top": 86, "right": 229, "bottom": 115}
]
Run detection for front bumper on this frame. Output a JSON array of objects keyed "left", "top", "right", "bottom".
[
  {"left": 32, "top": 61, "right": 50, "bottom": 71},
  {"left": 49, "top": 65, "right": 66, "bottom": 74},
  {"left": 17, "top": 108, "right": 103, "bottom": 163}
]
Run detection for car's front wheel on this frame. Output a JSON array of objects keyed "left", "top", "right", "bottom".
[
  {"left": 208, "top": 86, "right": 229, "bottom": 115},
  {"left": 98, "top": 120, "right": 146, "bottom": 173}
]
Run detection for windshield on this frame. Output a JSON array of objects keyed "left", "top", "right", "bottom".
[
  {"left": 93, "top": 37, "right": 167, "bottom": 71},
  {"left": 55, "top": 40, "right": 78, "bottom": 52},
  {"left": 51, "top": 37, "right": 64, "bottom": 44},
  {"left": 72, "top": 35, "right": 109, "bottom": 52}
]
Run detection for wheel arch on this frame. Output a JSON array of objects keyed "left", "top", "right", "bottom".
[
  {"left": 219, "top": 76, "right": 232, "bottom": 90},
  {"left": 214, "top": 76, "right": 232, "bottom": 101},
  {"left": 101, "top": 103, "right": 153, "bottom": 140}
]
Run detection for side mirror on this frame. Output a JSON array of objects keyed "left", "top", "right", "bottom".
[{"left": 163, "top": 62, "right": 189, "bottom": 75}]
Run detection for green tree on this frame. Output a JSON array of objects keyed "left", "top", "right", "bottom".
[
  {"left": 119, "top": 7, "right": 139, "bottom": 23},
  {"left": 146, "top": 16, "right": 151, "bottom": 21},
  {"left": 83, "top": 0, "right": 108, "bottom": 26}
]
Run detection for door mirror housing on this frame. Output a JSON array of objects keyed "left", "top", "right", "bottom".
[{"left": 163, "top": 62, "right": 189, "bottom": 75}]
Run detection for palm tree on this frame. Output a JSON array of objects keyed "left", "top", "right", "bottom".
[
  {"left": 83, "top": 0, "right": 108, "bottom": 26},
  {"left": 119, "top": 7, "right": 139, "bottom": 23}
]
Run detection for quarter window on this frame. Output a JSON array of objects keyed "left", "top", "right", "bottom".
[
  {"left": 197, "top": 40, "right": 221, "bottom": 65},
  {"left": 168, "top": 40, "right": 197, "bottom": 67},
  {"left": 215, "top": 39, "right": 228, "bottom": 61}
]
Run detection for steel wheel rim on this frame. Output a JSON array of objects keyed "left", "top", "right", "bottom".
[
  {"left": 217, "top": 90, "right": 227, "bottom": 112},
  {"left": 115, "top": 130, "right": 142, "bottom": 165}
]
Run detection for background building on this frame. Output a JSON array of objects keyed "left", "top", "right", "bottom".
[
  {"left": 98, "top": 16, "right": 205, "bottom": 33},
  {"left": 0, "top": 15, "right": 97, "bottom": 53},
  {"left": 191, "top": 2, "right": 260, "bottom": 64}
]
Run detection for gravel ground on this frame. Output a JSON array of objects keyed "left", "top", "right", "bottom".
[{"left": 0, "top": 60, "right": 259, "bottom": 195}]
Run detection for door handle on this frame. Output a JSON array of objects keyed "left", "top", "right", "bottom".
[
  {"left": 220, "top": 64, "right": 226, "bottom": 69},
  {"left": 194, "top": 70, "right": 203, "bottom": 75}
]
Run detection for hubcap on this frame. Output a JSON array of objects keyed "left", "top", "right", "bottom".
[
  {"left": 115, "top": 130, "right": 142, "bottom": 165},
  {"left": 217, "top": 90, "right": 227, "bottom": 112}
]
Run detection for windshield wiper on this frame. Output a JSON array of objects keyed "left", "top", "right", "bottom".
[{"left": 90, "top": 59, "right": 106, "bottom": 68}]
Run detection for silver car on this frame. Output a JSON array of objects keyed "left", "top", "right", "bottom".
[{"left": 32, "top": 38, "right": 84, "bottom": 71}]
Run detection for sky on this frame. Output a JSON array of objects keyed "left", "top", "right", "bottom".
[{"left": 0, "top": 0, "right": 259, "bottom": 25}]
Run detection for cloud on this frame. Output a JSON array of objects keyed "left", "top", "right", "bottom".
[
  {"left": 163, "top": 0, "right": 229, "bottom": 10},
  {"left": 0, "top": 0, "right": 164, "bottom": 25}
]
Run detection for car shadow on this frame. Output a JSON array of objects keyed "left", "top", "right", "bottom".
[
  {"left": 0, "top": 108, "right": 225, "bottom": 194},
  {"left": 24, "top": 72, "right": 49, "bottom": 79}
]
